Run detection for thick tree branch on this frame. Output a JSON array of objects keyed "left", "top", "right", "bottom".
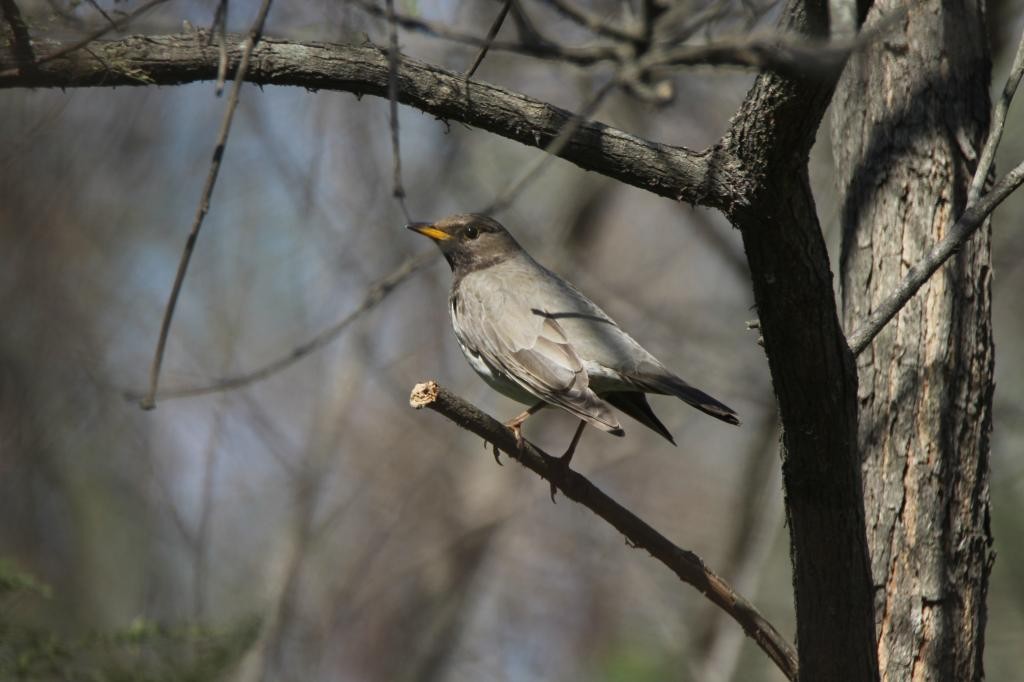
[
  {"left": 0, "top": 33, "right": 747, "bottom": 211},
  {"left": 718, "top": 0, "right": 879, "bottom": 678},
  {"left": 409, "top": 380, "right": 799, "bottom": 682}
]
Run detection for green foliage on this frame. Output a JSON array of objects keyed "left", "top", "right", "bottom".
[
  {"left": 0, "top": 560, "right": 260, "bottom": 682},
  {"left": 596, "top": 641, "right": 677, "bottom": 682}
]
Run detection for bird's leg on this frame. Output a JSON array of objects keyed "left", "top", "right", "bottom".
[
  {"left": 503, "top": 401, "right": 546, "bottom": 451},
  {"left": 549, "top": 420, "right": 587, "bottom": 502}
]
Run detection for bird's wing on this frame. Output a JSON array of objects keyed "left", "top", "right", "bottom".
[{"left": 455, "top": 287, "right": 622, "bottom": 434}]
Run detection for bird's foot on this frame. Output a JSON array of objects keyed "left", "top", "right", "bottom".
[{"left": 502, "top": 420, "right": 526, "bottom": 452}]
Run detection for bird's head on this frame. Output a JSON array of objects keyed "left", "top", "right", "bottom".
[{"left": 407, "top": 214, "right": 523, "bottom": 274}]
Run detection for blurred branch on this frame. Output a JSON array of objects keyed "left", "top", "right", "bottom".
[
  {"left": 0, "top": 0, "right": 171, "bottom": 78},
  {"left": 140, "top": 0, "right": 275, "bottom": 410},
  {"left": 464, "top": 0, "right": 512, "bottom": 78},
  {"left": 828, "top": 0, "right": 857, "bottom": 40},
  {"left": 695, "top": 412, "right": 783, "bottom": 682},
  {"left": 409, "top": 381, "right": 799, "bottom": 681},
  {"left": 1, "top": 0, "right": 36, "bottom": 71},
  {"left": 211, "top": 0, "right": 228, "bottom": 94},
  {"left": 128, "top": 252, "right": 433, "bottom": 401},
  {"left": 350, "top": 0, "right": 620, "bottom": 65},
  {"left": 0, "top": 34, "right": 748, "bottom": 209},
  {"left": 540, "top": 0, "right": 642, "bottom": 42},
  {"left": 83, "top": 0, "right": 117, "bottom": 29},
  {"left": 486, "top": 78, "right": 615, "bottom": 214},
  {"left": 383, "top": 0, "right": 411, "bottom": 221},
  {"left": 847, "top": 157, "right": 1024, "bottom": 356}
]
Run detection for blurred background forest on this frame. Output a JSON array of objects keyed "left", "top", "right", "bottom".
[{"left": 2, "top": 1, "right": 1023, "bottom": 680}]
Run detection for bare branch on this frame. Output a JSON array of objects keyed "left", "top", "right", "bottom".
[
  {"left": 845, "top": 19, "right": 1024, "bottom": 358},
  {"left": 349, "top": 0, "right": 621, "bottom": 65},
  {"left": 969, "top": 26, "right": 1024, "bottom": 204},
  {"left": 409, "top": 380, "right": 799, "bottom": 682},
  {"left": 540, "top": 0, "right": 642, "bottom": 43},
  {"left": 486, "top": 78, "right": 615, "bottom": 214},
  {"left": 0, "top": 0, "right": 171, "bottom": 78},
  {"left": 0, "top": 34, "right": 745, "bottom": 209},
  {"left": 383, "top": 0, "right": 411, "bottom": 221},
  {"left": 464, "top": 0, "right": 512, "bottom": 78},
  {"left": 140, "top": 0, "right": 275, "bottom": 410},
  {"left": 83, "top": 0, "right": 118, "bottom": 29},
  {"left": 211, "top": 0, "right": 229, "bottom": 95},
  {"left": 0, "top": 0, "right": 36, "bottom": 71},
  {"left": 847, "top": 158, "right": 1024, "bottom": 356},
  {"left": 128, "top": 252, "right": 433, "bottom": 402}
]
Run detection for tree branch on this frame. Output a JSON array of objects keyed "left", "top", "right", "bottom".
[
  {"left": 126, "top": 252, "right": 433, "bottom": 402},
  {"left": 0, "top": 33, "right": 747, "bottom": 211},
  {"left": 847, "top": 23, "right": 1024, "bottom": 356},
  {"left": 141, "top": 0, "right": 275, "bottom": 410},
  {"left": 718, "top": 0, "right": 879, "bottom": 677},
  {"left": 408, "top": 380, "right": 799, "bottom": 682},
  {"left": 847, "top": 157, "right": 1024, "bottom": 355},
  {"left": 0, "top": 0, "right": 171, "bottom": 78}
]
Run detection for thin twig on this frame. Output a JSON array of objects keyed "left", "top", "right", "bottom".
[
  {"left": 140, "top": 0, "right": 275, "bottom": 410},
  {"left": 83, "top": 0, "right": 117, "bottom": 29},
  {"left": 0, "top": 0, "right": 170, "bottom": 78},
  {"left": 464, "top": 0, "right": 512, "bottom": 79},
  {"left": 130, "top": 252, "right": 433, "bottom": 402},
  {"left": 485, "top": 78, "right": 615, "bottom": 214},
  {"left": 409, "top": 381, "right": 799, "bottom": 682},
  {"left": 349, "top": 0, "right": 621, "bottom": 66},
  {"left": 969, "top": 26, "right": 1024, "bottom": 204},
  {"left": 541, "top": 0, "right": 642, "bottom": 43},
  {"left": 848, "top": 158, "right": 1024, "bottom": 356},
  {"left": 384, "top": 0, "right": 411, "bottom": 222},
  {"left": 211, "top": 0, "right": 229, "bottom": 95}
]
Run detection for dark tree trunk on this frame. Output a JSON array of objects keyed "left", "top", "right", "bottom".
[{"left": 832, "top": 0, "right": 995, "bottom": 679}]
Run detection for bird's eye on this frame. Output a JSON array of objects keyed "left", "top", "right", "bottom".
[{"left": 465, "top": 225, "right": 479, "bottom": 240}]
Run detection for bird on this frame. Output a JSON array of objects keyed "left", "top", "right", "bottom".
[{"left": 408, "top": 213, "right": 739, "bottom": 467}]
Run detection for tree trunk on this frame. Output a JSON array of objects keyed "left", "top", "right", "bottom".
[{"left": 832, "top": 1, "right": 995, "bottom": 679}]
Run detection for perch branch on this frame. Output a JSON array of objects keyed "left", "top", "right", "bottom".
[{"left": 409, "top": 380, "right": 799, "bottom": 682}]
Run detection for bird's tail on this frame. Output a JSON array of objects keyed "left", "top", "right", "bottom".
[
  {"left": 604, "top": 391, "right": 676, "bottom": 444},
  {"left": 630, "top": 373, "right": 740, "bottom": 426}
]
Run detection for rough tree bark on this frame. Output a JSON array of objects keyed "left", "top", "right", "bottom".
[
  {"left": 832, "top": 0, "right": 995, "bottom": 679},
  {"left": 718, "top": 0, "right": 879, "bottom": 678}
]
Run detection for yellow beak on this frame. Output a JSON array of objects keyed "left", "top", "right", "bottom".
[{"left": 406, "top": 223, "right": 451, "bottom": 241}]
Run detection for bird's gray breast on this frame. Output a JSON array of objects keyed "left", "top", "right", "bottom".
[{"left": 449, "top": 289, "right": 537, "bottom": 405}]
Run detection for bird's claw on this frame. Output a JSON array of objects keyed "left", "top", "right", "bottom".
[{"left": 547, "top": 454, "right": 572, "bottom": 503}]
